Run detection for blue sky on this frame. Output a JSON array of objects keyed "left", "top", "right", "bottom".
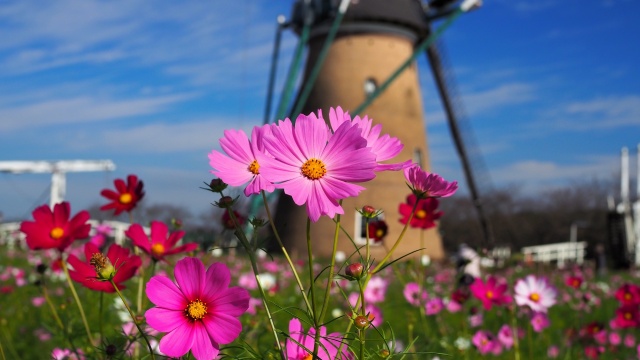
[{"left": 1, "top": 0, "right": 638, "bottom": 222}]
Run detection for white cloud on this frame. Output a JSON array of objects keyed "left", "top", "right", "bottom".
[
  {"left": 0, "top": 93, "right": 195, "bottom": 131},
  {"left": 490, "top": 155, "right": 619, "bottom": 187},
  {"left": 92, "top": 119, "right": 257, "bottom": 153},
  {"left": 546, "top": 95, "right": 640, "bottom": 130}
]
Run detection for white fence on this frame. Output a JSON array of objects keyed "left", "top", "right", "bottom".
[{"left": 521, "top": 241, "right": 587, "bottom": 268}]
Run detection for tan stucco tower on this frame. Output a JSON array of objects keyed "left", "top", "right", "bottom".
[{"left": 273, "top": 0, "right": 445, "bottom": 261}]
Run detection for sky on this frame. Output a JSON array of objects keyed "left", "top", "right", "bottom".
[{"left": 1, "top": 0, "right": 639, "bottom": 223}]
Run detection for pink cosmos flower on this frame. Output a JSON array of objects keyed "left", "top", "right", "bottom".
[
  {"left": 145, "top": 257, "right": 250, "bottom": 360},
  {"left": 31, "top": 296, "right": 46, "bottom": 307},
  {"left": 126, "top": 221, "right": 198, "bottom": 262},
  {"left": 547, "top": 345, "right": 560, "bottom": 358},
  {"left": 286, "top": 318, "right": 351, "bottom": 360},
  {"left": 472, "top": 330, "right": 496, "bottom": 355},
  {"left": 403, "top": 282, "right": 428, "bottom": 307},
  {"left": 259, "top": 112, "right": 377, "bottom": 222},
  {"left": 531, "top": 312, "right": 550, "bottom": 332},
  {"left": 624, "top": 333, "right": 636, "bottom": 348},
  {"left": 446, "top": 299, "right": 462, "bottom": 313},
  {"left": 403, "top": 164, "right": 458, "bottom": 199},
  {"left": 425, "top": 298, "right": 444, "bottom": 315},
  {"left": 328, "top": 106, "right": 411, "bottom": 171},
  {"left": 364, "top": 276, "right": 388, "bottom": 304},
  {"left": 608, "top": 331, "right": 621, "bottom": 346},
  {"left": 469, "top": 276, "right": 511, "bottom": 310},
  {"left": 497, "top": 324, "right": 514, "bottom": 349},
  {"left": 514, "top": 275, "right": 557, "bottom": 313},
  {"left": 51, "top": 348, "right": 85, "bottom": 360},
  {"left": 208, "top": 124, "right": 276, "bottom": 196}
]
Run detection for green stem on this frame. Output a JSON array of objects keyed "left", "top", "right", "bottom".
[
  {"left": 110, "top": 279, "right": 156, "bottom": 360},
  {"left": 135, "top": 250, "right": 146, "bottom": 315},
  {"left": 224, "top": 204, "right": 284, "bottom": 357},
  {"left": 306, "top": 219, "right": 321, "bottom": 357},
  {"left": 42, "top": 286, "right": 65, "bottom": 331},
  {"left": 319, "top": 212, "right": 341, "bottom": 322},
  {"left": 61, "top": 259, "right": 94, "bottom": 344},
  {"left": 99, "top": 291, "right": 104, "bottom": 343},
  {"left": 0, "top": 323, "right": 19, "bottom": 360},
  {"left": 261, "top": 191, "right": 314, "bottom": 316},
  {"left": 511, "top": 308, "right": 521, "bottom": 360},
  {"left": 42, "top": 285, "right": 82, "bottom": 358},
  {"left": 370, "top": 201, "right": 419, "bottom": 274},
  {"left": 0, "top": 337, "right": 5, "bottom": 360}
]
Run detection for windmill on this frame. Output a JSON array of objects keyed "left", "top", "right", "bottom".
[
  {"left": 261, "top": 0, "right": 489, "bottom": 260},
  {"left": 0, "top": 160, "right": 116, "bottom": 209}
]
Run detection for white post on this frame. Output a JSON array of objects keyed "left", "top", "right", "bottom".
[
  {"left": 570, "top": 223, "right": 577, "bottom": 243},
  {"left": 622, "top": 147, "right": 629, "bottom": 203},
  {"left": 50, "top": 170, "right": 66, "bottom": 208}
]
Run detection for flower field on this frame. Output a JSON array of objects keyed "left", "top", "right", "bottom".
[{"left": 1, "top": 107, "right": 639, "bottom": 359}]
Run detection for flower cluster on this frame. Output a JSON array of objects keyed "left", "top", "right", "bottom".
[{"left": 209, "top": 107, "right": 457, "bottom": 222}]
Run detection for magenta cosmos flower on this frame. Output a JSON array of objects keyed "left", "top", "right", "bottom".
[
  {"left": 403, "top": 164, "right": 458, "bottom": 199},
  {"left": 67, "top": 242, "right": 141, "bottom": 292},
  {"left": 208, "top": 124, "right": 275, "bottom": 196},
  {"left": 145, "top": 257, "right": 249, "bottom": 360},
  {"left": 398, "top": 194, "right": 442, "bottom": 229},
  {"left": 126, "top": 221, "right": 198, "bottom": 262},
  {"left": 100, "top": 174, "right": 145, "bottom": 215},
  {"left": 328, "top": 106, "right": 411, "bottom": 171},
  {"left": 470, "top": 276, "right": 511, "bottom": 310},
  {"left": 20, "top": 202, "right": 90, "bottom": 252},
  {"left": 260, "top": 112, "right": 377, "bottom": 222},
  {"left": 286, "top": 318, "right": 351, "bottom": 360},
  {"left": 514, "top": 275, "right": 557, "bottom": 313}
]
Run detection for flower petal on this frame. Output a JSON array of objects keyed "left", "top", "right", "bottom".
[
  {"left": 203, "top": 313, "right": 242, "bottom": 345},
  {"left": 146, "top": 275, "right": 187, "bottom": 310},
  {"left": 175, "top": 257, "right": 205, "bottom": 300},
  {"left": 191, "top": 323, "right": 219, "bottom": 360},
  {"left": 145, "top": 307, "right": 185, "bottom": 333},
  {"left": 158, "top": 322, "right": 195, "bottom": 359}
]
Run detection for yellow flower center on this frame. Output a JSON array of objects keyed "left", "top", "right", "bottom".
[
  {"left": 185, "top": 299, "right": 208, "bottom": 321},
  {"left": 151, "top": 243, "right": 165, "bottom": 257},
  {"left": 49, "top": 227, "right": 64, "bottom": 240},
  {"left": 247, "top": 160, "right": 260, "bottom": 175},
  {"left": 415, "top": 209, "right": 427, "bottom": 219},
  {"left": 529, "top": 292, "right": 540, "bottom": 302},
  {"left": 302, "top": 355, "right": 313, "bottom": 360},
  {"left": 624, "top": 293, "right": 631, "bottom": 300},
  {"left": 624, "top": 312, "right": 632, "bottom": 320},
  {"left": 486, "top": 291, "right": 494, "bottom": 299},
  {"left": 119, "top": 193, "right": 133, "bottom": 204},
  {"left": 50, "top": 227, "right": 64, "bottom": 240},
  {"left": 301, "top": 158, "right": 326, "bottom": 180},
  {"left": 376, "top": 229, "right": 384, "bottom": 238}
]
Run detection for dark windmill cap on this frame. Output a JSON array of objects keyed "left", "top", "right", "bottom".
[{"left": 291, "top": 0, "right": 430, "bottom": 41}]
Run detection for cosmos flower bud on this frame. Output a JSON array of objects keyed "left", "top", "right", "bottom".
[
  {"left": 90, "top": 253, "right": 115, "bottom": 281},
  {"left": 379, "top": 349, "right": 390, "bottom": 358},
  {"left": 217, "top": 196, "right": 235, "bottom": 208},
  {"left": 353, "top": 315, "right": 370, "bottom": 329},
  {"left": 362, "top": 205, "right": 376, "bottom": 216},
  {"left": 345, "top": 263, "right": 364, "bottom": 279},
  {"left": 208, "top": 178, "right": 228, "bottom": 193}
]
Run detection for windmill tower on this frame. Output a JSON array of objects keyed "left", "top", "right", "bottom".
[{"left": 270, "top": 0, "right": 473, "bottom": 261}]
